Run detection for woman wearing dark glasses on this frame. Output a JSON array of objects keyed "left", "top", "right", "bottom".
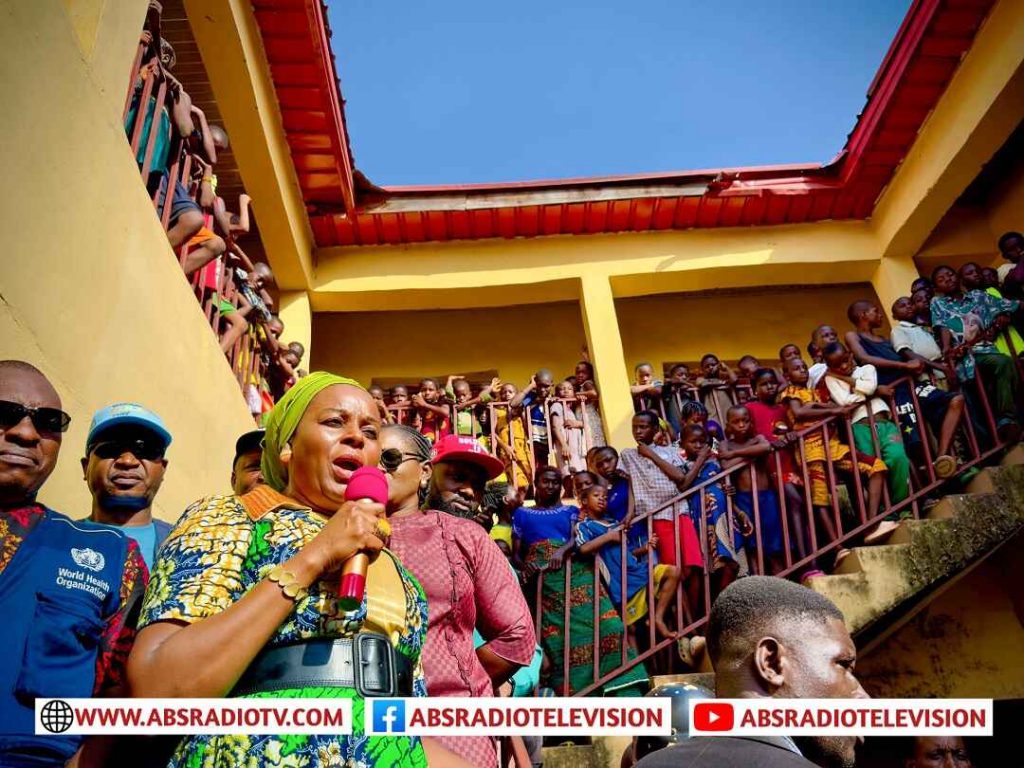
[{"left": 383, "top": 427, "right": 536, "bottom": 768}]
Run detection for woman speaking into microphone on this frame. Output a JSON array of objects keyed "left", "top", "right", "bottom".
[{"left": 127, "top": 373, "right": 468, "bottom": 767}]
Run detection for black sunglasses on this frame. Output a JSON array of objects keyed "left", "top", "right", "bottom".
[
  {"left": 379, "top": 448, "right": 423, "bottom": 473},
  {"left": 0, "top": 399, "right": 71, "bottom": 435},
  {"left": 90, "top": 438, "right": 165, "bottom": 462}
]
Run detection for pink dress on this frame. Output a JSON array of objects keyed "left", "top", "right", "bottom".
[{"left": 388, "top": 511, "right": 536, "bottom": 767}]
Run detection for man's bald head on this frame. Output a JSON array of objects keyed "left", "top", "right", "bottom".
[
  {"left": 0, "top": 361, "right": 64, "bottom": 504},
  {"left": 0, "top": 360, "right": 56, "bottom": 390}
]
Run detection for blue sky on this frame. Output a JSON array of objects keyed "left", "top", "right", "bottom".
[{"left": 328, "top": 1, "right": 910, "bottom": 186}]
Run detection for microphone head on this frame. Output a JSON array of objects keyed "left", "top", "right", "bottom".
[{"left": 344, "top": 465, "right": 389, "bottom": 504}]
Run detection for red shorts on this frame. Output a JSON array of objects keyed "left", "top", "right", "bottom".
[{"left": 653, "top": 517, "right": 704, "bottom": 569}]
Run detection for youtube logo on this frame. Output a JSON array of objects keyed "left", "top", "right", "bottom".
[{"left": 693, "top": 702, "right": 735, "bottom": 732}]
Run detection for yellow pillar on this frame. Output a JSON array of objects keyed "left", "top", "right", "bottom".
[
  {"left": 871, "top": 254, "right": 921, "bottom": 316},
  {"left": 278, "top": 291, "right": 312, "bottom": 369},
  {"left": 579, "top": 275, "right": 634, "bottom": 450}
]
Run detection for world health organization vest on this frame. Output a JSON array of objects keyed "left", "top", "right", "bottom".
[{"left": 0, "top": 508, "right": 131, "bottom": 766}]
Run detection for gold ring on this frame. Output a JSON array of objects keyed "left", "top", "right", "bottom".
[{"left": 375, "top": 519, "right": 392, "bottom": 539}]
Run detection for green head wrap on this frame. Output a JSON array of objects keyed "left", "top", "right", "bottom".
[{"left": 260, "top": 371, "right": 365, "bottom": 492}]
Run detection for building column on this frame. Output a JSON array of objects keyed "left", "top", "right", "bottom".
[
  {"left": 278, "top": 291, "right": 312, "bottom": 368},
  {"left": 184, "top": 0, "right": 316, "bottom": 291},
  {"left": 579, "top": 275, "right": 634, "bottom": 450},
  {"left": 871, "top": 254, "right": 921, "bottom": 317}
]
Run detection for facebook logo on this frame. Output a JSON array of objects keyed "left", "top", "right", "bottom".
[{"left": 371, "top": 699, "right": 406, "bottom": 734}]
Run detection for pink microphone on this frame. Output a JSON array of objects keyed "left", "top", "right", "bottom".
[{"left": 338, "top": 465, "right": 389, "bottom": 612}]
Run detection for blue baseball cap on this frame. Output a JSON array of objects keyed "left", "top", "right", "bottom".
[{"left": 86, "top": 403, "right": 172, "bottom": 452}]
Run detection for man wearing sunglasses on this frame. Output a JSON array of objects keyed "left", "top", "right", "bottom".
[
  {"left": 0, "top": 361, "right": 147, "bottom": 767},
  {"left": 81, "top": 403, "right": 173, "bottom": 571}
]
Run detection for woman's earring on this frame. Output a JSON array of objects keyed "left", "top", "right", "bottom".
[{"left": 279, "top": 446, "right": 293, "bottom": 465}]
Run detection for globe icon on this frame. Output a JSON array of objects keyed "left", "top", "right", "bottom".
[{"left": 40, "top": 700, "right": 74, "bottom": 734}]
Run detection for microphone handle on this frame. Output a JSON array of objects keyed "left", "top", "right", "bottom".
[
  {"left": 337, "top": 487, "right": 385, "bottom": 613},
  {"left": 338, "top": 553, "right": 368, "bottom": 612}
]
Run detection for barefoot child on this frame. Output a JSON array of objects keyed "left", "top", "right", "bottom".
[
  {"left": 575, "top": 484, "right": 680, "bottom": 639},
  {"left": 745, "top": 368, "right": 807, "bottom": 562},
  {"left": 718, "top": 405, "right": 785, "bottom": 574},
  {"left": 779, "top": 357, "right": 887, "bottom": 525},
  {"left": 823, "top": 342, "right": 911, "bottom": 541},
  {"left": 619, "top": 411, "right": 704, "bottom": 617},
  {"left": 846, "top": 300, "right": 963, "bottom": 478}
]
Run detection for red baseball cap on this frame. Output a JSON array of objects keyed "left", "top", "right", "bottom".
[{"left": 431, "top": 434, "right": 505, "bottom": 480}]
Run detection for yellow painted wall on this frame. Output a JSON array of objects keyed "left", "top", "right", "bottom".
[
  {"left": 615, "top": 283, "right": 882, "bottom": 372},
  {"left": 987, "top": 149, "right": 1024, "bottom": 243},
  {"left": 313, "top": 221, "right": 881, "bottom": 312},
  {"left": 915, "top": 204, "right": 1001, "bottom": 276},
  {"left": 311, "top": 303, "right": 588, "bottom": 393},
  {"left": 0, "top": 0, "right": 254, "bottom": 520}
]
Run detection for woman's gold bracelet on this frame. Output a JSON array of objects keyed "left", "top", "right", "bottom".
[{"left": 268, "top": 565, "right": 309, "bottom": 602}]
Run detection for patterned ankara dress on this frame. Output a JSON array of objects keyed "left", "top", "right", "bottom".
[
  {"left": 140, "top": 486, "right": 429, "bottom": 768},
  {"left": 512, "top": 504, "right": 648, "bottom": 697}
]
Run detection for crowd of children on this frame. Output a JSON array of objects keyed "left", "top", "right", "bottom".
[
  {"left": 368, "top": 366, "right": 607, "bottom": 496},
  {"left": 126, "top": 1, "right": 304, "bottom": 424},
  {"left": 415, "top": 241, "right": 1024, "bottom": 673},
  {"left": 123, "top": 32, "right": 1024, "bottom": 668}
]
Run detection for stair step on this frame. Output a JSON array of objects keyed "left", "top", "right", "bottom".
[
  {"left": 886, "top": 518, "right": 931, "bottom": 544},
  {"left": 1000, "top": 444, "right": 1024, "bottom": 466},
  {"left": 832, "top": 548, "right": 867, "bottom": 574},
  {"left": 542, "top": 744, "right": 597, "bottom": 768},
  {"left": 927, "top": 496, "right": 960, "bottom": 519},
  {"left": 651, "top": 672, "right": 715, "bottom": 691},
  {"left": 926, "top": 492, "right": 1001, "bottom": 520},
  {"left": 809, "top": 473, "right": 1022, "bottom": 634},
  {"left": 966, "top": 467, "right": 998, "bottom": 495},
  {"left": 830, "top": 544, "right": 909, "bottom": 575},
  {"left": 806, "top": 571, "right": 870, "bottom": 608}
]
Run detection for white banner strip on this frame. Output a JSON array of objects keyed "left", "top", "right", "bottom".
[
  {"left": 688, "top": 699, "right": 994, "bottom": 737},
  {"left": 365, "top": 697, "right": 672, "bottom": 736},
  {"left": 35, "top": 698, "right": 352, "bottom": 736}
]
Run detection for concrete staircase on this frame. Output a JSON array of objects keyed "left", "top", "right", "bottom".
[
  {"left": 805, "top": 456, "right": 1024, "bottom": 634},
  {"left": 543, "top": 454, "right": 1024, "bottom": 768}
]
